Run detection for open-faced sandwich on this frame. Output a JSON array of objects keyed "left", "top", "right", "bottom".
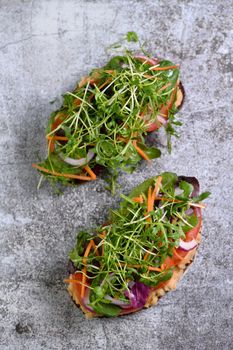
[
  {"left": 65, "top": 172, "right": 210, "bottom": 318},
  {"left": 32, "top": 33, "right": 184, "bottom": 193}
]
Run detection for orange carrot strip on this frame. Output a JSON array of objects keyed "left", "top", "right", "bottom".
[
  {"left": 117, "top": 136, "right": 128, "bottom": 143},
  {"left": 98, "top": 231, "right": 106, "bottom": 256},
  {"left": 146, "top": 186, "right": 153, "bottom": 224},
  {"left": 47, "top": 114, "right": 68, "bottom": 154},
  {"left": 147, "top": 186, "right": 153, "bottom": 212},
  {"left": 84, "top": 165, "right": 97, "bottom": 180},
  {"left": 148, "top": 266, "right": 162, "bottom": 272},
  {"left": 159, "top": 82, "right": 172, "bottom": 92},
  {"left": 132, "top": 196, "right": 144, "bottom": 204},
  {"left": 150, "top": 65, "right": 179, "bottom": 71},
  {"left": 98, "top": 79, "right": 111, "bottom": 90},
  {"left": 81, "top": 240, "right": 95, "bottom": 298},
  {"left": 151, "top": 176, "right": 162, "bottom": 202},
  {"left": 48, "top": 138, "right": 55, "bottom": 154},
  {"left": 63, "top": 279, "right": 90, "bottom": 288},
  {"left": 32, "top": 163, "right": 93, "bottom": 181},
  {"left": 79, "top": 76, "right": 89, "bottom": 88},
  {"left": 160, "top": 263, "right": 165, "bottom": 270},
  {"left": 143, "top": 74, "right": 160, "bottom": 79},
  {"left": 132, "top": 140, "right": 151, "bottom": 162},
  {"left": 46, "top": 136, "right": 69, "bottom": 141},
  {"left": 143, "top": 251, "right": 150, "bottom": 261},
  {"left": 91, "top": 241, "right": 100, "bottom": 256}
]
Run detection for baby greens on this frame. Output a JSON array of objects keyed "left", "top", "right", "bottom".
[
  {"left": 69, "top": 172, "right": 210, "bottom": 316},
  {"left": 33, "top": 32, "right": 182, "bottom": 193}
]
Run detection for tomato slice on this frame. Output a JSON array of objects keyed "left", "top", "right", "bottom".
[{"left": 162, "top": 208, "right": 202, "bottom": 268}]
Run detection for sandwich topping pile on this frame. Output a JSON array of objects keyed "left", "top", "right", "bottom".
[
  {"left": 32, "top": 32, "right": 210, "bottom": 318},
  {"left": 32, "top": 33, "right": 184, "bottom": 192},
  {"left": 66, "top": 172, "right": 210, "bottom": 317}
]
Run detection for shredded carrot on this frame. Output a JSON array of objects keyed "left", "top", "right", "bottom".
[
  {"left": 99, "top": 231, "right": 106, "bottom": 256},
  {"left": 160, "top": 263, "right": 165, "bottom": 270},
  {"left": 148, "top": 266, "right": 162, "bottom": 272},
  {"left": 32, "top": 163, "right": 93, "bottom": 181},
  {"left": 117, "top": 136, "right": 128, "bottom": 143},
  {"left": 150, "top": 65, "right": 179, "bottom": 71},
  {"left": 151, "top": 176, "right": 162, "bottom": 203},
  {"left": 78, "top": 76, "right": 89, "bottom": 88},
  {"left": 132, "top": 195, "right": 144, "bottom": 204},
  {"left": 147, "top": 186, "right": 153, "bottom": 213},
  {"left": 81, "top": 240, "right": 95, "bottom": 298},
  {"left": 90, "top": 240, "right": 100, "bottom": 256},
  {"left": 132, "top": 140, "right": 151, "bottom": 162},
  {"left": 63, "top": 279, "right": 90, "bottom": 288},
  {"left": 73, "top": 99, "right": 81, "bottom": 107},
  {"left": 46, "top": 135, "right": 69, "bottom": 141},
  {"left": 48, "top": 138, "right": 55, "bottom": 154},
  {"left": 159, "top": 82, "right": 172, "bottom": 92},
  {"left": 146, "top": 177, "right": 162, "bottom": 223},
  {"left": 143, "top": 251, "right": 150, "bottom": 261},
  {"left": 143, "top": 74, "right": 159, "bottom": 79},
  {"left": 146, "top": 186, "right": 153, "bottom": 224},
  {"left": 158, "top": 112, "right": 167, "bottom": 118},
  {"left": 47, "top": 113, "right": 67, "bottom": 154},
  {"left": 159, "top": 86, "right": 177, "bottom": 118},
  {"left": 84, "top": 165, "right": 97, "bottom": 180},
  {"left": 104, "top": 70, "right": 115, "bottom": 74},
  {"left": 98, "top": 79, "right": 111, "bottom": 90}
]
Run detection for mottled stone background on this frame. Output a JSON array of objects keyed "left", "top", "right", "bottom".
[{"left": 0, "top": 0, "right": 232, "bottom": 349}]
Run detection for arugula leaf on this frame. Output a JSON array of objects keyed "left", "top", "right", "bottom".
[
  {"left": 179, "top": 180, "right": 194, "bottom": 198},
  {"left": 193, "top": 191, "right": 211, "bottom": 202}
]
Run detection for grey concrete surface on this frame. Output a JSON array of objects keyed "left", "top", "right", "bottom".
[{"left": 0, "top": 0, "right": 232, "bottom": 349}]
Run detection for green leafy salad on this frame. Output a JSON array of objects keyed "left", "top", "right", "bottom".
[
  {"left": 33, "top": 32, "right": 184, "bottom": 193},
  {"left": 66, "top": 172, "right": 210, "bottom": 317}
]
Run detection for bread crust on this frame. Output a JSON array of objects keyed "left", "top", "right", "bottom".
[{"left": 145, "top": 231, "right": 201, "bottom": 308}]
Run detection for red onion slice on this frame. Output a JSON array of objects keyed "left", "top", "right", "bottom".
[
  {"left": 61, "top": 150, "right": 95, "bottom": 167},
  {"left": 179, "top": 238, "right": 197, "bottom": 251},
  {"left": 157, "top": 114, "right": 168, "bottom": 126},
  {"left": 104, "top": 295, "right": 130, "bottom": 308},
  {"left": 82, "top": 288, "right": 95, "bottom": 313}
]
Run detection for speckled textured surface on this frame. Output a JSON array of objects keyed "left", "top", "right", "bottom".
[{"left": 0, "top": 0, "right": 233, "bottom": 349}]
